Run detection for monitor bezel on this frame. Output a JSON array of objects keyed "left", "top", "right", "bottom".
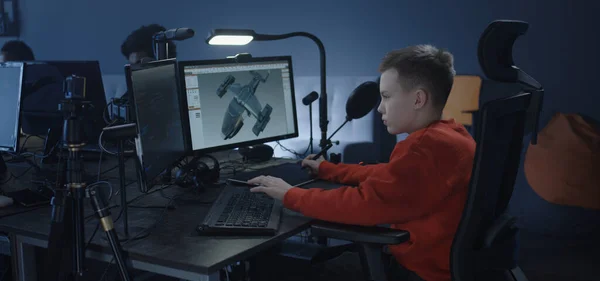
[
  {"left": 177, "top": 55, "right": 299, "bottom": 155},
  {"left": 129, "top": 58, "right": 188, "bottom": 192},
  {"left": 0, "top": 61, "right": 25, "bottom": 153}
]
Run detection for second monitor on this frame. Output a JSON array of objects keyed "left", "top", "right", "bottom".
[{"left": 179, "top": 56, "right": 298, "bottom": 153}]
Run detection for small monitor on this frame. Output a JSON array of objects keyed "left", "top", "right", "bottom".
[
  {"left": 179, "top": 56, "right": 298, "bottom": 153},
  {"left": 129, "top": 59, "right": 187, "bottom": 191},
  {"left": 0, "top": 62, "right": 24, "bottom": 152}
]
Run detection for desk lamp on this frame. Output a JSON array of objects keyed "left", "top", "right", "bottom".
[{"left": 206, "top": 29, "right": 330, "bottom": 152}]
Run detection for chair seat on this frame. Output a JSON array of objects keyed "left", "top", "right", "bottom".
[{"left": 311, "top": 221, "right": 409, "bottom": 245}]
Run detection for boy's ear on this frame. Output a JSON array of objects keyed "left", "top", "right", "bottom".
[{"left": 413, "top": 89, "right": 428, "bottom": 109}]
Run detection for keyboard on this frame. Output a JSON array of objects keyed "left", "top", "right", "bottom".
[{"left": 197, "top": 185, "right": 283, "bottom": 236}]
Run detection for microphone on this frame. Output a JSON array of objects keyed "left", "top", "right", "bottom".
[
  {"left": 88, "top": 184, "right": 133, "bottom": 280},
  {"left": 345, "top": 81, "right": 380, "bottom": 120},
  {"left": 302, "top": 91, "right": 319, "bottom": 105},
  {"left": 153, "top": 28, "right": 195, "bottom": 42},
  {"left": 309, "top": 80, "right": 380, "bottom": 160}
]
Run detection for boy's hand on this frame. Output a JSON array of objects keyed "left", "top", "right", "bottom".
[
  {"left": 248, "top": 175, "right": 293, "bottom": 201},
  {"left": 301, "top": 154, "right": 325, "bottom": 177}
]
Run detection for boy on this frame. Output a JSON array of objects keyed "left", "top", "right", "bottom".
[{"left": 248, "top": 45, "right": 476, "bottom": 281}]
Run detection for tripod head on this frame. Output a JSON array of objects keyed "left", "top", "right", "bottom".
[{"left": 59, "top": 75, "right": 92, "bottom": 147}]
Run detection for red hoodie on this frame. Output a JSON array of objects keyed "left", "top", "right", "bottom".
[{"left": 283, "top": 119, "right": 476, "bottom": 281}]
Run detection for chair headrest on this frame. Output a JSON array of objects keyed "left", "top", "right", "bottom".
[{"left": 477, "top": 20, "right": 542, "bottom": 90}]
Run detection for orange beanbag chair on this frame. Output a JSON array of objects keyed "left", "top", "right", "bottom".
[{"left": 524, "top": 113, "right": 600, "bottom": 210}]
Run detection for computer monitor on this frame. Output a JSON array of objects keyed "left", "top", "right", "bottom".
[
  {"left": 178, "top": 56, "right": 298, "bottom": 154},
  {"left": 0, "top": 62, "right": 24, "bottom": 153},
  {"left": 21, "top": 61, "right": 108, "bottom": 143},
  {"left": 129, "top": 59, "right": 187, "bottom": 192}
]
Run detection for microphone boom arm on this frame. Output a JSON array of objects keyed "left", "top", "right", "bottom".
[
  {"left": 326, "top": 117, "right": 350, "bottom": 145},
  {"left": 310, "top": 117, "right": 350, "bottom": 160}
]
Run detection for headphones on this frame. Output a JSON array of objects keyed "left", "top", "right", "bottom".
[{"left": 175, "top": 155, "right": 220, "bottom": 190}]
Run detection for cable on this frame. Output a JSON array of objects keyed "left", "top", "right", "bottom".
[
  {"left": 127, "top": 205, "right": 175, "bottom": 209},
  {"left": 85, "top": 223, "right": 100, "bottom": 252},
  {"left": 103, "top": 100, "right": 116, "bottom": 125},
  {"left": 19, "top": 135, "right": 33, "bottom": 152},
  {"left": 99, "top": 162, "right": 126, "bottom": 177},
  {"left": 88, "top": 181, "right": 114, "bottom": 202},
  {"left": 98, "top": 130, "right": 117, "bottom": 155},
  {"left": 4, "top": 152, "right": 41, "bottom": 172},
  {"left": 8, "top": 140, "right": 59, "bottom": 168},
  {"left": 0, "top": 167, "right": 15, "bottom": 186},
  {"left": 276, "top": 141, "right": 311, "bottom": 159},
  {"left": 96, "top": 146, "right": 104, "bottom": 182},
  {"left": 97, "top": 184, "right": 179, "bottom": 281},
  {"left": 98, "top": 127, "right": 136, "bottom": 156},
  {"left": 12, "top": 166, "right": 33, "bottom": 180},
  {"left": 84, "top": 185, "right": 155, "bottom": 268},
  {"left": 84, "top": 184, "right": 179, "bottom": 281}
]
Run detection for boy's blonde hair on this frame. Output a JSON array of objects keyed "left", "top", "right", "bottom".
[{"left": 379, "top": 45, "right": 455, "bottom": 110}]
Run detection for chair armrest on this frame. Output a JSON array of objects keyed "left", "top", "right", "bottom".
[{"left": 311, "top": 221, "right": 409, "bottom": 245}]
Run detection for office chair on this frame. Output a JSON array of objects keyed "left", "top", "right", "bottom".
[{"left": 310, "top": 19, "right": 544, "bottom": 281}]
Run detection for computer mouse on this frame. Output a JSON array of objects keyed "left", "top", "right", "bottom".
[{"left": 0, "top": 195, "right": 14, "bottom": 207}]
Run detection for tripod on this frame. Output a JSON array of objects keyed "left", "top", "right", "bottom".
[{"left": 44, "top": 75, "right": 132, "bottom": 281}]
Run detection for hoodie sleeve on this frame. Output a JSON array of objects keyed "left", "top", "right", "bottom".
[
  {"left": 317, "top": 161, "right": 387, "bottom": 186},
  {"left": 283, "top": 147, "right": 451, "bottom": 226}
]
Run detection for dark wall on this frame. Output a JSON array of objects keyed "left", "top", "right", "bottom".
[
  {"left": 3, "top": 0, "right": 598, "bottom": 120},
  {"left": 2, "top": 0, "right": 598, "bottom": 118}
]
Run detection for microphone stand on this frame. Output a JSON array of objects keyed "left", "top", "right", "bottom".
[
  {"left": 311, "top": 80, "right": 379, "bottom": 160},
  {"left": 153, "top": 33, "right": 170, "bottom": 61},
  {"left": 154, "top": 41, "right": 169, "bottom": 60},
  {"left": 152, "top": 28, "right": 195, "bottom": 60},
  {"left": 101, "top": 123, "right": 139, "bottom": 240},
  {"left": 44, "top": 75, "right": 132, "bottom": 281},
  {"left": 309, "top": 116, "right": 352, "bottom": 245},
  {"left": 308, "top": 101, "right": 314, "bottom": 154},
  {"left": 101, "top": 123, "right": 142, "bottom": 241},
  {"left": 302, "top": 92, "right": 319, "bottom": 155},
  {"left": 310, "top": 116, "right": 348, "bottom": 159}
]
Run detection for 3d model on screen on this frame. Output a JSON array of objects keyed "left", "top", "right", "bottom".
[{"left": 217, "top": 70, "right": 273, "bottom": 140}]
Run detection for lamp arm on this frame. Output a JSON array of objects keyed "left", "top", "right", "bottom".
[{"left": 255, "top": 32, "right": 329, "bottom": 149}]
